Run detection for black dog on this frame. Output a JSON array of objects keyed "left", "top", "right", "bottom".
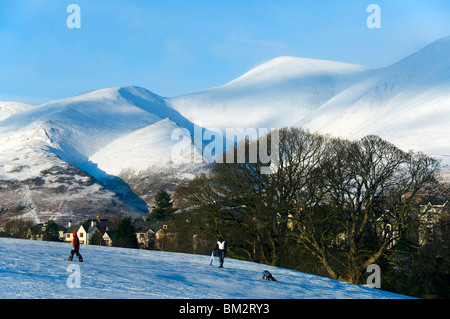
[{"left": 262, "top": 270, "right": 277, "bottom": 282}]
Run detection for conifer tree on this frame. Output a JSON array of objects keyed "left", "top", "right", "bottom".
[
  {"left": 43, "top": 220, "right": 60, "bottom": 241},
  {"left": 113, "top": 217, "right": 138, "bottom": 248},
  {"left": 152, "top": 190, "right": 174, "bottom": 221}
]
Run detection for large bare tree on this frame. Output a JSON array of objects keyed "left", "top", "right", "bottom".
[
  {"left": 290, "top": 135, "right": 439, "bottom": 283},
  {"left": 176, "top": 128, "right": 439, "bottom": 282}
]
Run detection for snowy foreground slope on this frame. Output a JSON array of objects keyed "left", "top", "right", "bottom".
[{"left": 0, "top": 238, "right": 411, "bottom": 299}]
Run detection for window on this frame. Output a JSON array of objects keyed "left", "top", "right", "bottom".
[{"left": 79, "top": 233, "right": 84, "bottom": 237}]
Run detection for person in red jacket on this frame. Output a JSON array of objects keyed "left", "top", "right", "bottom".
[{"left": 68, "top": 231, "right": 83, "bottom": 262}]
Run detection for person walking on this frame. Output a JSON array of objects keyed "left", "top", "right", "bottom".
[
  {"left": 214, "top": 237, "right": 227, "bottom": 268},
  {"left": 68, "top": 231, "right": 83, "bottom": 262}
]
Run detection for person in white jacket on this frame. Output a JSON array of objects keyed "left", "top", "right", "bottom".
[{"left": 214, "top": 238, "right": 227, "bottom": 268}]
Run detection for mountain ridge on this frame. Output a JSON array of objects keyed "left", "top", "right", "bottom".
[
  {"left": 167, "top": 56, "right": 371, "bottom": 131},
  {"left": 168, "top": 36, "right": 450, "bottom": 166},
  {"left": 1, "top": 36, "right": 449, "bottom": 223},
  {"left": 0, "top": 86, "right": 207, "bottom": 223}
]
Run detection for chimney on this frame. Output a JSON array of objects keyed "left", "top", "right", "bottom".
[{"left": 68, "top": 221, "right": 72, "bottom": 228}]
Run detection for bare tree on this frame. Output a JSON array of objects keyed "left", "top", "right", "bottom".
[
  {"left": 176, "top": 127, "right": 329, "bottom": 266},
  {"left": 1, "top": 218, "right": 34, "bottom": 239},
  {"left": 176, "top": 129, "right": 439, "bottom": 283},
  {"left": 290, "top": 135, "right": 439, "bottom": 283}
]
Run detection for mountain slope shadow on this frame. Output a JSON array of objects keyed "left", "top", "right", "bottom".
[{"left": 46, "top": 144, "right": 149, "bottom": 214}]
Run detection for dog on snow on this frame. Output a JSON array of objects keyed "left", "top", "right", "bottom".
[{"left": 262, "top": 270, "right": 277, "bottom": 282}]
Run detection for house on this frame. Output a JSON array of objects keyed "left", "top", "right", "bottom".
[
  {"left": 60, "top": 216, "right": 175, "bottom": 249},
  {"left": 154, "top": 222, "right": 177, "bottom": 251},
  {"left": 102, "top": 229, "right": 115, "bottom": 247},
  {"left": 132, "top": 216, "right": 158, "bottom": 249},
  {"left": 373, "top": 210, "right": 397, "bottom": 248},
  {"left": 29, "top": 222, "right": 67, "bottom": 241},
  {"left": 64, "top": 218, "right": 104, "bottom": 245},
  {"left": 417, "top": 201, "right": 449, "bottom": 245},
  {"left": 130, "top": 215, "right": 176, "bottom": 250},
  {"left": 331, "top": 211, "right": 400, "bottom": 249}
]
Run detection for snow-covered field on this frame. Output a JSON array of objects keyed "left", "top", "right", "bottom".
[{"left": 0, "top": 238, "right": 411, "bottom": 299}]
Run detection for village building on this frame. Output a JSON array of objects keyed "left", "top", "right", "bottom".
[
  {"left": 59, "top": 215, "right": 172, "bottom": 249},
  {"left": 28, "top": 222, "right": 67, "bottom": 241},
  {"left": 132, "top": 216, "right": 173, "bottom": 249},
  {"left": 64, "top": 217, "right": 109, "bottom": 245},
  {"left": 417, "top": 201, "right": 449, "bottom": 245},
  {"left": 15, "top": 213, "right": 176, "bottom": 250},
  {"left": 102, "top": 229, "right": 116, "bottom": 247}
]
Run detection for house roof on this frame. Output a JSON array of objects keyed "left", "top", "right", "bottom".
[
  {"left": 420, "top": 201, "right": 449, "bottom": 214},
  {"left": 132, "top": 217, "right": 157, "bottom": 233},
  {"left": 29, "top": 224, "right": 65, "bottom": 236},
  {"left": 56, "top": 224, "right": 67, "bottom": 232},
  {"left": 62, "top": 217, "right": 174, "bottom": 236},
  {"left": 103, "top": 230, "right": 116, "bottom": 239},
  {"left": 65, "top": 219, "right": 108, "bottom": 234},
  {"left": 66, "top": 225, "right": 80, "bottom": 233}
]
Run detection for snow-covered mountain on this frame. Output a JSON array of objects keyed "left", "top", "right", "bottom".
[
  {"left": 299, "top": 37, "right": 450, "bottom": 162},
  {"left": 0, "top": 87, "right": 206, "bottom": 223},
  {"left": 168, "top": 36, "right": 450, "bottom": 167},
  {"left": 0, "top": 237, "right": 411, "bottom": 299},
  {"left": 168, "top": 57, "right": 370, "bottom": 131},
  {"left": 0, "top": 101, "right": 36, "bottom": 121},
  {"left": 1, "top": 37, "right": 449, "bottom": 223}
]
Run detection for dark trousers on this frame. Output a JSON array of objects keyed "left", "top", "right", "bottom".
[
  {"left": 69, "top": 249, "right": 83, "bottom": 261},
  {"left": 217, "top": 250, "right": 226, "bottom": 267}
]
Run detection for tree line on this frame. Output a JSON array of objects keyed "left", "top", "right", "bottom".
[{"left": 175, "top": 127, "right": 450, "bottom": 297}]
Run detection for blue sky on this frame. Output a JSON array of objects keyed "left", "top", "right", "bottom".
[{"left": 0, "top": 0, "right": 449, "bottom": 104}]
